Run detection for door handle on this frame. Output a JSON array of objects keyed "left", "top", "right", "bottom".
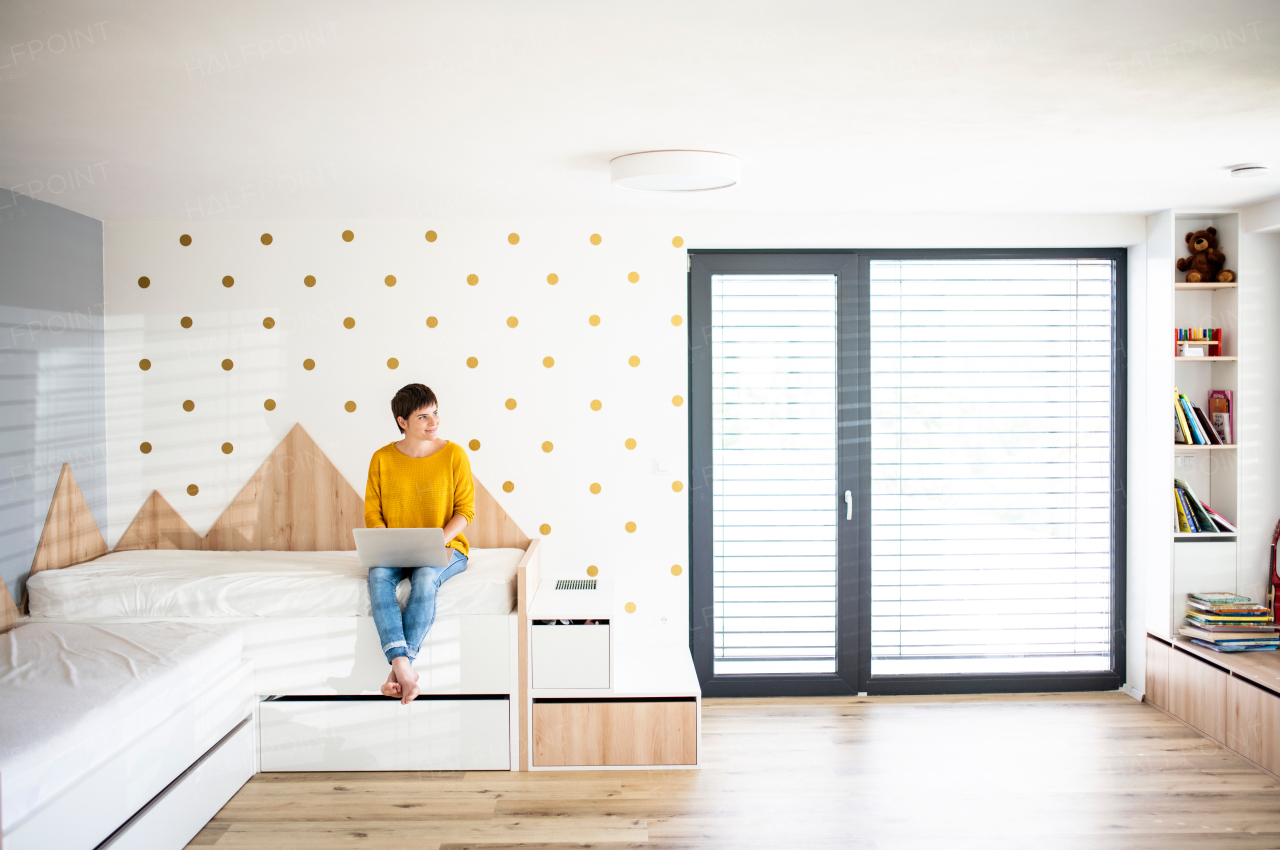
[{"left": 844, "top": 490, "right": 852, "bottom": 521}]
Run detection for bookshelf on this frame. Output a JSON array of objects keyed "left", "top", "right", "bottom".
[{"left": 1170, "top": 210, "right": 1240, "bottom": 634}]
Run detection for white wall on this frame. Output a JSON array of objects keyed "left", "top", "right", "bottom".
[{"left": 103, "top": 213, "right": 1145, "bottom": 649}]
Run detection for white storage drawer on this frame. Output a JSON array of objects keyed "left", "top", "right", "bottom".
[
  {"left": 532, "top": 624, "right": 610, "bottom": 689},
  {"left": 260, "top": 697, "right": 510, "bottom": 771}
]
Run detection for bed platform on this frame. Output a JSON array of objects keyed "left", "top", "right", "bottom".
[
  {"left": 20, "top": 424, "right": 544, "bottom": 778},
  {"left": 0, "top": 622, "right": 254, "bottom": 850}
]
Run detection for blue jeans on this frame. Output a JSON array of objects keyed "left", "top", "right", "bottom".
[{"left": 369, "top": 549, "right": 467, "bottom": 662}]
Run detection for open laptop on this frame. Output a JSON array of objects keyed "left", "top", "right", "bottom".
[{"left": 352, "top": 527, "right": 452, "bottom": 570}]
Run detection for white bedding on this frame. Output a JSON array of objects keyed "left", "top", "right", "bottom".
[
  {"left": 0, "top": 622, "right": 243, "bottom": 833},
  {"left": 26, "top": 548, "right": 523, "bottom": 620}
]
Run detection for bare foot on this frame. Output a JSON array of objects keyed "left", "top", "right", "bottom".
[
  {"left": 380, "top": 668, "right": 401, "bottom": 698},
  {"left": 390, "top": 656, "right": 420, "bottom": 705}
]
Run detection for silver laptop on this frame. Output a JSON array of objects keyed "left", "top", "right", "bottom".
[{"left": 352, "top": 527, "right": 451, "bottom": 570}]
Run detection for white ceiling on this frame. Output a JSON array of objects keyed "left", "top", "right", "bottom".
[{"left": 2, "top": 0, "right": 1278, "bottom": 220}]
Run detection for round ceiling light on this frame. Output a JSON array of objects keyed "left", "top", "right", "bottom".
[
  {"left": 1229, "top": 163, "right": 1269, "bottom": 179},
  {"left": 610, "top": 150, "right": 740, "bottom": 192}
]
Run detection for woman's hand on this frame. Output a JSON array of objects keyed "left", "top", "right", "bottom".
[{"left": 441, "top": 513, "right": 469, "bottom": 543}]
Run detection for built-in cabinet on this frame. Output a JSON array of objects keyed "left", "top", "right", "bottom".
[{"left": 1147, "top": 634, "right": 1280, "bottom": 777}]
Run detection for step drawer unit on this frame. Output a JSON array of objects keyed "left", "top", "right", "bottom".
[{"left": 529, "top": 576, "right": 614, "bottom": 691}]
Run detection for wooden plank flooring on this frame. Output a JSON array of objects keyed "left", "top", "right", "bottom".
[{"left": 189, "top": 693, "right": 1280, "bottom": 849}]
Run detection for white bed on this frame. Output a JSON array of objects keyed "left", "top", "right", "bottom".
[{"left": 0, "top": 622, "right": 254, "bottom": 850}]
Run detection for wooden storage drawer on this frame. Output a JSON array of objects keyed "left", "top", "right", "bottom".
[
  {"left": 1168, "top": 647, "right": 1228, "bottom": 742},
  {"left": 1146, "top": 636, "right": 1170, "bottom": 710},
  {"left": 533, "top": 699, "right": 697, "bottom": 766},
  {"left": 1227, "top": 675, "right": 1280, "bottom": 776},
  {"left": 260, "top": 697, "right": 510, "bottom": 771}
]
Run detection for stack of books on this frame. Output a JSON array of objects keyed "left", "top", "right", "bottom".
[
  {"left": 1174, "top": 478, "right": 1236, "bottom": 533},
  {"left": 1181, "top": 592, "right": 1280, "bottom": 652}
]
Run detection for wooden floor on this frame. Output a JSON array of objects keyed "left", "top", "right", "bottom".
[{"left": 189, "top": 692, "right": 1280, "bottom": 849}]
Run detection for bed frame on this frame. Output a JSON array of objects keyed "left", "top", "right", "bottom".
[{"left": 22, "top": 423, "right": 543, "bottom": 770}]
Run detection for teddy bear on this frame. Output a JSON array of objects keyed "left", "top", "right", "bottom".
[{"left": 1177, "top": 227, "right": 1235, "bottom": 283}]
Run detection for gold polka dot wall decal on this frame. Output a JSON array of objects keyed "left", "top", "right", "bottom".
[
  {"left": 264, "top": 398, "right": 276, "bottom": 411},
  {"left": 304, "top": 275, "right": 316, "bottom": 287},
  {"left": 387, "top": 357, "right": 399, "bottom": 369},
  {"left": 627, "top": 271, "right": 639, "bottom": 283},
  {"left": 589, "top": 314, "right": 601, "bottom": 326},
  {"left": 671, "top": 315, "right": 683, "bottom": 326},
  {"left": 222, "top": 275, "right": 234, "bottom": 288},
  {"left": 468, "top": 439, "right": 480, "bottom": 451},
  {"left": 183, "top": 399, "right": 195, "bottom": 412},
  {"left": 385, "top": 275, "right": 396, "bottom": 287},
  {"left": 502, "top": 481, "right": 514, "bottom": 493},
  {"left": 343, "top": 317, "right": 355, "bottom": 329},
  {"left": 140, "top": 442, "right": 152, "bottom": 454},
  {"left": 590, "top": 399, "right": 602, "bottom": 411},
  {"left": 345, "top": 400, "right": 357, "bottom": 412},
  {"left": 138, "top": 358, "right": 151, "bottom": 371},
  {"left": 506, "top": 316, "right": 519, "bottom": 328},
  {"left": 221, "top": 359, "right": 234, "bottom": 371},
  {"left": 543, "top": 356, "right": 554, "bottom": 368},
  {"left": 625, "top": 437, "right": 637, "bottom": 450},
  {"left": 425, "top": 230, "right": 437, "bottom": 242},
  {"left": 672, "top": 481, "right": 684, "bottom": 492},
  {"left": 467, "top": 274, "right": 479, "bottom": 286},
  {"left": 539, "top": 523, "right": 550, "bottom": 535},
  {"left": 672, "top": 236, "right": 684, "bottom": 247},
  {"left": 625, "top": 521, "right": 637, "bottom": 533},
  {"left": 263, "top": 317, "right": 275, "bottom": 329},
  {"left": 181, "top": 316, "right": 193, "bottom": 328},
  {"left": 672, "top": 395, "right": 684, "bottom": 406},
  {"left": 187, "top": 484, "right": 199, "bottom": 496},
  {"left": 505, "top": 398, "right": 517, "bottom": 410},
  {"left": 342, "top": 230, "right": 354, "bottom": 242},
  {"left": 590, "top": 233, "right": 602, "bottom": 245},
  {"left": 625, "top": 601, "right": 636, "bottom": 613},
  {"left": 587, "top": 565, "right": 598, "bottom": 577},
  {"left": 303, "top": 359, "right": 315, "bottom": 370},
  {"left": 590, "top": 483, "right": 601, "bottom": 494},
  {"left": 260, "top": 233, "right": 272, "bottom": 245},
  {"left": 542, "top": 441, "right": 554, "bottom": 453},
  {"left": 179, "top": 234, "right": 192, "bottom": 246},
  {"left": 467, "top": 357, "right": 479, "bottom": 369},
  {"left": 547, "top": 273, "right": 558, "bottom": 285},
  {"left": 138, "top": 276, "right": 150, "bottom": 289},
  {"left": 508, "top": 233, "right": 520, "bottom": 245},
  {"left": 221, "top": 442, "right": 234, "bottom": 454},
  {"left": 426, "top": 316, "right": 438, "bottom": 328},
  {"left": 629, "top": 355, "right": 640, "bottom": 367},
  {"left": 671, "top": 564, "right": 682, "bottom": 576}
]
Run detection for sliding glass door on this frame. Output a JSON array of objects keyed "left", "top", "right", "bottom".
[{"left": 689, "top": 250, "right": 1125, "bottom": 697}]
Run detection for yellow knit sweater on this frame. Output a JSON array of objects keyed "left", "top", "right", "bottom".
[{"left": 363, "top": 441, "right": 475, "bottom": 555}]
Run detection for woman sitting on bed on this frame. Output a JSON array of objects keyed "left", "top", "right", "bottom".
[{"left": 364, "top": 383, "right": 475, "bottom": 705}]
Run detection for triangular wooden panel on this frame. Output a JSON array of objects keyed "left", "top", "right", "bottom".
[
  {"left": 115, "top": 490, "right": 203, "bottom": 552},
  {"left": 31, "top": 463, "right": 108, "bottom": 575},
  {"left": 0, "top": 576, "right": 19, "bottom": 634},
  {"left": 203, "top": 423, "right": 365, "bottom": 551},
  {"left": 470, "top": 478, "right": 530, "bottom": 549}
]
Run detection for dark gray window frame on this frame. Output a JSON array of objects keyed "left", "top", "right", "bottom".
[{"left": 688, "top": 249, "right": 1127, "bottom": 697}]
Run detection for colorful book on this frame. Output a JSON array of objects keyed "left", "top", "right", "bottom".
[
  {"left": 1208, "top": 389, "right": 1233, "bottom": 444},
  {"left": 1174, "top": 388, "right": 1194, "bottom": 444},
  {"left": 1178, "top": 395, "right": 1205, "bottom": 443},
  {"left": 1190, "top": 592, "right": 1252, "bottom": 604},
  {"left": 1182, "top": 625, "right": 1279, "bottom": 640},
  {"left": 1191, "top": 639, "right": 1279, "bottom": 653},
  {"left": 1200, "top": 502, "right": 1237, "bottom": 533},
  {"left": 1175, "top": 489, "right": 1194, "bottom": 532},
  {"left": 1176, "top": 479, "right": 1221, "bottom": 533},
  {"left": 1192, "top": 405, "right": 1222, "bottom": 445}
]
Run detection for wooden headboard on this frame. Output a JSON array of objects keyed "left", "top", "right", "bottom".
[{"left": 23, "top": 421, "right": 542, "bottom": 767}]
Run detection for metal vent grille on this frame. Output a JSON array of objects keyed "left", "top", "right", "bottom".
[{"left": 555, "top": 579, "right": 597, "bottom": 590}]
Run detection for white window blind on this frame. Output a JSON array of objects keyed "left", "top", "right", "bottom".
[
  {"left": 712, "top": 274, "right": 838, "bottom": 676},
  {"left": 870, "top": 259, "right": 1114, "bottom": 676}
]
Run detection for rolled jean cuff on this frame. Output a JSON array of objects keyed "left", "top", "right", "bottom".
[{"left": 383, "top": 640, "right": 408, "bottom": 661}]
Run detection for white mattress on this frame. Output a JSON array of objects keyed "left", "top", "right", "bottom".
[
  {"left": 27, "top": 548, "right": 523, "bottom": 620},
  {"left": 0, "top": 622, "right": 243, "bottom": 833}
]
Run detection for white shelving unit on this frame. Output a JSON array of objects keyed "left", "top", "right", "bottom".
[{"left": 1170, "top": 211, "right": 1240, "bottom": 632}]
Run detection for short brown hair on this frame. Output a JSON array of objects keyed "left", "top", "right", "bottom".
[{"left": 391, "top": 384, "right": 438, "bottom": 433}]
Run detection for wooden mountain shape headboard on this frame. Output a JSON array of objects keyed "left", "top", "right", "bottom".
[{"left": 31, "top": 423, "right": 530, "bottom": 575}]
